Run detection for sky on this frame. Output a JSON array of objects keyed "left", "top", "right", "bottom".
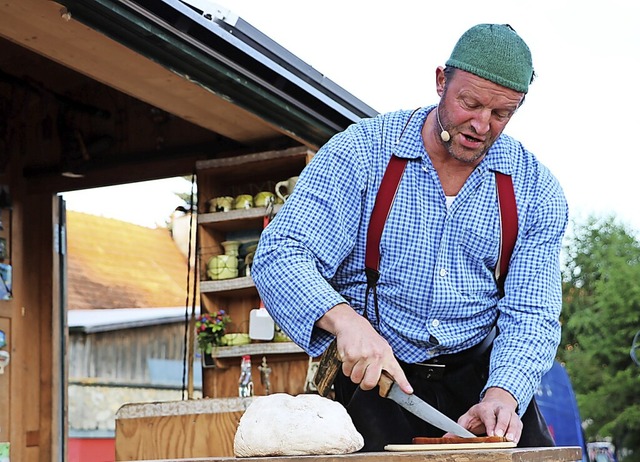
[
  {"left": 63, "top": 0, "right": 640, "bottom": 235},
  {"left": 63, "top": 177, "right": 193, "bottom": 228}
]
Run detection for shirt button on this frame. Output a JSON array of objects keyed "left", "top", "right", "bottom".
[
  {"left": 439, "top": 268, "right": 448, "bottom": 277},
  {"left": 431, "top": 319, "right": 440, "bottom": 327}
]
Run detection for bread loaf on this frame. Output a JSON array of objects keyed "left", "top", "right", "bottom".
[{"left": 234, "top": 393, "right": 364, "bottom": 457}]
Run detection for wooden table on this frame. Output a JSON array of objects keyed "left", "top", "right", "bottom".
[{"left": 131, "top": 446, "right": 582, "bottom": 462}]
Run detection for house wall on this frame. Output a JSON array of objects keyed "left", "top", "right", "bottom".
[
  {"left": 67, "top": 322, "right": 203, "bottom": 443},
  {"left": 68, "top": 383, "right": 202, "bottom": 434},
  {"left": 68, "top": 324, "right": 187, "bottom": 383}
]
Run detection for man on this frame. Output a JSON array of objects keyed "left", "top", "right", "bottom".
[{"left": 252, "top": 23, "right": 568, "bottom": 451}]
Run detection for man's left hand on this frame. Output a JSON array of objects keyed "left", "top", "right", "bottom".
[{"left": 455, "top": 387, "right": 522, "bottom": 443}]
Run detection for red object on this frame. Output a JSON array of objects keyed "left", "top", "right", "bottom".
[
  {"left": 68, "top": 437, "right": 115, "bottom": 462},
  {"left": 413, "top": 436, "right": 508, "bottom": 444},
  {"left": 365, "top": 154, "right": 407, "bottom": 272},
  {"left": 495, "top": 172, "right": 518, "bottom": 290},
  {"left": 368, "top": 156, "right": 518, "bottom": 289}
]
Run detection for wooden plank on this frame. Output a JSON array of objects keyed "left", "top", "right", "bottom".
[
  {"left": 198, "top": 205, "right": 283, "bottom": 232},
  {"left": 195, "top": 146, "right": 312, "bottom": 172},
  {"left": 199, "top": 277, "right": 255, "bottom": 295},
  {"left": 115, "top": 411, "right": 244, "bottom": 460},
  {"left": 0, "top": 0, "right": 281, "bottom": 144},
  {"left": 121, "top": 446, "right": 583, "bottom": 461},
  {"left": 385, "top": 442, "right": 516, "bottom": 451},
  {"left": 23, "top": 192, "right": 56, "bottom": 461},
  {"left": 0, "top": 317, "right": 10, "bottom": 443},
  {"left": 205, "top": 341, "right": 304, "bottom": 360}
]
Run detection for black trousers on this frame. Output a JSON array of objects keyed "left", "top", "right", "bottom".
[{"left": 334, "top": 348, "right": 554, "bottom": 452}]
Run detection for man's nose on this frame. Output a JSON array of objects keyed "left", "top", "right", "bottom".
[{"left": 470, "top": 109, "right": 491, "bottom": 136}]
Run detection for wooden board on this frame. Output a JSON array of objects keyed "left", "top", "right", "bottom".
[
  {"left": 122, "top": 446, "right": 582, "bottom": 461},
  {"left": 0, "top": 317, "right": 9, "bottom": 444},
  {"left": 386, "top": 441, "right": 517, "bottom": 451},
  {"left": 115, "top": 412, "right": 243, "bottom": 460},
  {"left": 0, "top": 0, "right": 279, "bottom": 144}
]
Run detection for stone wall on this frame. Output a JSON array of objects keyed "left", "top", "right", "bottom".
[{"left": 68, "top": 383, "right": 203, "bottom": 433}]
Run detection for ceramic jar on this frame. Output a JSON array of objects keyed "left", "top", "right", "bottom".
[
  {"left": 254, "top": 191, "right": 275, "bottom": 207},
  {"left": 275, "top": 176, "right": 299, "bottom": 202},
  {"left": 208, "top": 196, "right": 234, "bottom": 212},
  {"left": 233, "top": 194, "right": 253, "bottom": 210},
  {"left": 221, "top": 240, "right": 241, "bottom": 257},
  {"left": 206, "top": 255, "right": 238, "bottom": 280}
]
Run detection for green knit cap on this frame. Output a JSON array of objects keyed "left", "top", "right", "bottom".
[{"left": 446, "top": 24, "right": 533, "bottom": 93}]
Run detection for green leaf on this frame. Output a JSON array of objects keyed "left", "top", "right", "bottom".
[{"left": 560, "top": 214, "right": 640, "bottom": 457}]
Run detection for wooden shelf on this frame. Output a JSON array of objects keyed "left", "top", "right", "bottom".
[
  {"left": 197, "top": 147, "right": 315, "bottom": 398},
  {"left": 200, "top": 276, "right": 255, "bottom": 296},
  {"left": 202, "top": 342, "right": 305, "bottom": 367},
  {"left": 195, "top": 146, "right": 313, "bottom": 177},
  {"left": 198, "top": 204, "right": 282, "bottom": 232},
  {"left": 212, "top": 341, "right": 304, "bottom": 358}
]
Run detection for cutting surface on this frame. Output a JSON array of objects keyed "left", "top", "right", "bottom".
[
  {"left": 385, "top": 441, "right": 517, "bottom": 451},
  {"left": 127, "top": 446, "right": 582, "bottom": 461}
]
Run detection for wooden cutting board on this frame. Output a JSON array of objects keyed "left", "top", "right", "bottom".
[
  {"left": 386, "top": 436, "right": 516, "bottom": 451},
  {"left": 385, "top": 441, "right": 517, "bottom": 451}
]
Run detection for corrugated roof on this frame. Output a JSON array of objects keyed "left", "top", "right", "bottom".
[
  {"left": 66, "top": 211, "right": 195, "bottom": 309},
  {"left": 68, "top": 307, "right": 198, "bottom": 332},
  {"left": 54, "top": 0, "right": 379, "bottom": 148}
]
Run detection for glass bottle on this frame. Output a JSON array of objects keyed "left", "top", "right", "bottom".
[{"left": 238, "top": 355, "right": 254, "bottom": 397}]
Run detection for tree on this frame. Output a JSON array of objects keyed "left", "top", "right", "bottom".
[{"left": 559, "top": 215, "right": 640, "bottom": 461}]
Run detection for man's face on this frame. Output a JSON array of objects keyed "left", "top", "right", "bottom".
[{"left": 438, "top": 70, "right": 524, "bottom": 164}]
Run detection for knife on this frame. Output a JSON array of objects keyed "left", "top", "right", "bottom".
[
  {"left": 313, "top": 340, "right": 475, "bottom": 438},
  {"left": 378, "top": 371, "right": 475, "bottom": 438}
]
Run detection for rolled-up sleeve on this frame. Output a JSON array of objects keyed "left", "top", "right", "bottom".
[{"left": 484, "top": 166, "right": 568, "bottom": 414}]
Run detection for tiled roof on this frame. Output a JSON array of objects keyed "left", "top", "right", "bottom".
[{"left": 66, "top": 211, "right": 193, "bottom": 309}]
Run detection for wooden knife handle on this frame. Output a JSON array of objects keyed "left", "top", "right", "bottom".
[
  {"left": 314, "top": 341, "right": 400, "bottom": 398},
  {"left": 377, "top": 370, "right": 395, "bottom": 398},
  {"left": 313, "top": 339, "right": 341, "bottom": 397}
]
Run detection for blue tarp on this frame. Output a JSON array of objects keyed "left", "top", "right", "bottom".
[{"left": 537, "top": 361, "right": 589, "bottom": 461}]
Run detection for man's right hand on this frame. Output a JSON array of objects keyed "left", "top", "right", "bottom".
[{"left": 316, "top": 303, "right": 413, "bottom": 394}]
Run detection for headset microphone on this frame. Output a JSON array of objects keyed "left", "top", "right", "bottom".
[{"left": 436, "top": 106, "right": 451, "bottom": 142}]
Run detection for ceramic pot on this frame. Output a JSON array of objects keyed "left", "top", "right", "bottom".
[
  {"left": 254, "top": 191, "right": 275, "bottom": 207},
  {"left": 233, "top": 194, "right": 253, "bottom": 210},
  {"left": 206, "top": 255, "right": 239, "bottom": 280},
  {"left": 208, "top": 196, "right": 234, "bottom": 213},
  {"left": 221, "top": 240, "right": 241, "bottom": 256},
  {"left": 275, "top": 176, "right": 299, "bottom": 202}
]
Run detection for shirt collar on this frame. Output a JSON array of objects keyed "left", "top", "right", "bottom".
[{"left": 393, "top": 105, "right": 516, "bottom": 176}]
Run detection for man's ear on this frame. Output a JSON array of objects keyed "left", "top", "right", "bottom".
[{"left": 435, "top": 66, "right": 446, "bottom": 97}]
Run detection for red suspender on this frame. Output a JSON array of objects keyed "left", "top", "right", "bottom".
[
  {"left": 495, "top": 172, "right": 518, "bottom": 293},
  {"left": 365, "top": 158, "right": 518, "bottom": 310},
  {"left": 365, "top": 155, "right": 408, "bottom": 274}
]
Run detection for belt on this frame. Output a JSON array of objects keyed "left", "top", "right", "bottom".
[{"left": 399, "top": 326, "right": 496, "bottom": 380}]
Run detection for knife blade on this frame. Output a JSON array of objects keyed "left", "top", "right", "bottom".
[
  {"left": 312, "top": 340, "right": 475, "bottom": 437},
  {"left": 378, "top": 371, "right": 475, "bottom": 438}
]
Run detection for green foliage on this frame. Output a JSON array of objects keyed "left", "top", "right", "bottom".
[
  {"left": 177, "top": 175, "right": 197, "bottom": 210},
  {"left": 195, "top": 310, "right": 231, "bottom": 354},
  {"left": 560, "top": 215, "right": 640, "bottom": 459}
]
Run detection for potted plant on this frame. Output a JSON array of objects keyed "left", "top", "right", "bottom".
[{"left": 195, "top": 310, "right": 232, "bottom": 355}]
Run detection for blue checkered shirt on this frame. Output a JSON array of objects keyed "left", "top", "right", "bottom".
[{"left": 252, "top": 106, "right": 568, "bottom": 412}]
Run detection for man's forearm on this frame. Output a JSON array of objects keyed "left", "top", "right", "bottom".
[{"left": 315, "top": 303, "right": 357, "bottom": 336}]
